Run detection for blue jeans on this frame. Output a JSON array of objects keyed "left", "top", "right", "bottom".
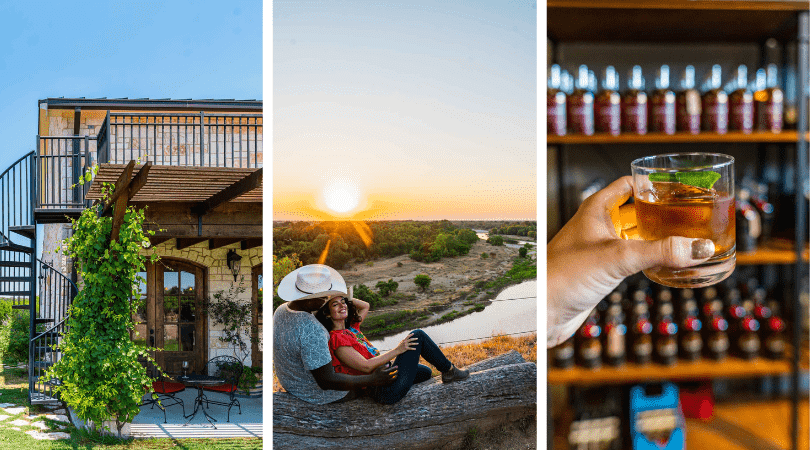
[{"left": 372, "top": 329, "right": 452, "bottom": 405}]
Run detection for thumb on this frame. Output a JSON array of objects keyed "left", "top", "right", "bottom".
[{"left": 615, "top": 236, "right": 715, "bottom": 278}]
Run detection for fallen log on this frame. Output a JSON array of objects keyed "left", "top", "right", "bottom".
[{"left": 273, "top": 351, "right": 536, "bottom": 450}]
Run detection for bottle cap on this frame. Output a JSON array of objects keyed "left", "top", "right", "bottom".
[{"left": 681, "top": 65, "right": 695, "bottom": 90}]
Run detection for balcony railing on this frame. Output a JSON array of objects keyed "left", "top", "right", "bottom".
[
  {"left": 97, "top": 112, "right": 263, "bottom": 168},
  {"left": 36, "top": 111, "right": 263, "bottom": 218}
]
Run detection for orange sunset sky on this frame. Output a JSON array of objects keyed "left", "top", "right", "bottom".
[{"left": 273, "top": 2, "right": 537, "bottom": 221}]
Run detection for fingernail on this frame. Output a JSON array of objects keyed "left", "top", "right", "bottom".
[{"left": 691, "top": 239, "right": 715, "bottom": 259}]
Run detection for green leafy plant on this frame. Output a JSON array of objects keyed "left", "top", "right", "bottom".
[
  {"left": 206, "top": 279, "right": 251, "bottom": 364},
  {"left": 45, "top": 177, "right": 159, "bottom": 436},
  {"left": 519, "top": 247, "right": 528, "bottom": 258},
  {"left": 486, "top": 235, "right": 504, "bottom": 246},
  {"left": 414, "top": 274, "right": 431, "bottom": 291},
  {"left": 375, "top": 279, "right": 399, "bottom": 297}
]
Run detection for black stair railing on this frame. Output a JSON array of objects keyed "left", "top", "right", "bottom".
[
  {"left": 97, "top": 111, "right": 262, "bottom": 168},
  {"left": 0, "top": 151, "right": 35, "bottom": 311},
  {"left": 29, "top": 259, "right": 76, "bottom": 404},
  {"left": 35, "top": 136, "right": 95, "bottom": 211}
]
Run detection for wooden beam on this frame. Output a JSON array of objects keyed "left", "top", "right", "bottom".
[
  {"left": 175, "top": 238, "right": 208, "bottom": 250},
  {"left": 241, "top": 238, "right": 262, "bottom": 250},
  {"left": 148, "top": 237, "right": 172, "bottom": 247},
  {"left": 209, "top": 238, "right": 242, "bottom": 250},
  {"left": 128, "top": 162, "right": 151, "bottom": 199},
  {"left": 191, "top": 168, "right": 262, "bottom": 216},
  {"left": 101, "top": 160, "right": 136, "bottom": 217}
]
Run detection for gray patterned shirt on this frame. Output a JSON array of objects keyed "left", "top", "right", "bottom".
[{"left": 273, "top": 303, "right": 348, "bottom": 404}]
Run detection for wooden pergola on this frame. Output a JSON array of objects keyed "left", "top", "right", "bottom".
[{"left": 86, "top": 162, "right": 262, "bottom": 250}]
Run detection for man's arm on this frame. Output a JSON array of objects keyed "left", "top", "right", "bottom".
[{"left": 310, "top": 361, "right": 397, "bottom": 391}]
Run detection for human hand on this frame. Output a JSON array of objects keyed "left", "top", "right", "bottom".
[
  {"left": 547, "top": 176, "right": 715, "bottom": 347},
  {"left": 395, "top": 333, "right": 418, "bottom": 355},
  {"left": 370, "top": 363, "right": 398, "bottom": 386}
]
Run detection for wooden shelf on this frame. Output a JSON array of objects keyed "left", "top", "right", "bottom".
[
  {"left": 737, "top": 239, "right": 810, "bottom": 265},
  {"left": 547, "top": 131, "right": 806, "bottom": 145},
  {"left": 548, "top": 356, "right": 792, "bottom": 385},
  {"left": 548, "top": 1, "right": 804, "bottom": 43}
]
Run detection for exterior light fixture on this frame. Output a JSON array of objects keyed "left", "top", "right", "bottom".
[{"left": 226, "top": 249, "right": 242, "bottom": 282}]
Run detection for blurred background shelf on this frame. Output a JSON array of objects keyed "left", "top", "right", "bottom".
[
  {"left": 547, "top": 131, "right": 809, "bottom": 145},
  {"left": 737, "top": 239, "right": 810, "bottom": 265}
]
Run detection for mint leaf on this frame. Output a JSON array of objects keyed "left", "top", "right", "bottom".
[
  {"left": 675, "top": 171, "right": 721, "bottom": 190},
  {"left": 648, "top": 173, "right": 677, "bottom": 183}
]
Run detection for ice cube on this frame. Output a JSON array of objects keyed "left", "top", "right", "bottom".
[{"left": 652, "top": 181, "right": 716, "bottom": 201}]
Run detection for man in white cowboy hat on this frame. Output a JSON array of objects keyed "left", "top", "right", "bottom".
[{"left": 274, "top": 264, "right": 397, "bottom": 404}]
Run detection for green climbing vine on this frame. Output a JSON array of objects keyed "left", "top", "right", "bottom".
[{"left": 45, "top": 173, "right": 159, "bottom": 435}]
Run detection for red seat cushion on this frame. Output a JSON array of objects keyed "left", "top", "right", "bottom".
[
  {"left": 153, "top": 381, "right": 185, "bottom": 394},
  {"left": 203, "top": 383, "right": 237, "bottom": 393}
]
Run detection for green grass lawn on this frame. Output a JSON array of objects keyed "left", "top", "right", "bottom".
[{"left": 0, "top": 367, "right": 262, "bottom": 449}]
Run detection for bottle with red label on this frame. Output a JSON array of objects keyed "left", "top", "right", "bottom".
[
  {"left": 603, "top": 293, "right": 627, "bottom": 367},
  {"left": 676, "top": 65, "right": 701, "bottom": 134},
  {"left": 729, "top": 65, "right": 754, "bottom": 133},
  {"left": 568, "top": 65, "right": 595, "bottom": 135},
  {"left": 650, "top": 65, "right": 676, "bottom": 135},
  {"left": 734, "top": 314, "right": 761, "bottom": 360},
  {"left": 630, "top": 300, "right": 654, "bottom": 365},
  {"left": 547, "top": 64, "right": 567, "bottom": 136},
  {"left": 763, "top": 316, "right": 787, "bottom": 360},
  {"left": 654, "top": 299, "right": 678, "bottom": 366},
  {"left": 755, "top": 64, "right": 784, "bottom": 133},
  {"left": 701, "top": 64, "right": 729, "bottom": 134},
  {"left": 595, "top": 66, "right": 621, "bottom": 136},
  {"left": 678, "top": 294, "right": 703, "bottom": 361},
  {"left": 576, "top": 309, "right": 602, "bottom": 368},
  {"left": 700, "top": 287, "right": 722, "bottom": 323},
  {"left": 622, "top": 65, "right": 648, "bottom": 134},
  {"left": 704, "top": 315, "right": 730, "bottom": 360}
]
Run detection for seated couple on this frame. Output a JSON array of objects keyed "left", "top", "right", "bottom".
[{"left": 274, "top": 264, "right": 469, "bottom": 405}]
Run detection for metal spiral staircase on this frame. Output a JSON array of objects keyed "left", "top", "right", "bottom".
[{"left": 0, "top": 151, "right": 77, "bottom": 404}]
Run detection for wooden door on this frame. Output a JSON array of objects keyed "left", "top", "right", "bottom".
[
  {"left": 251, "top": 264, "right": 263, "bottom": 368},
  {"left": 130, "top": 260, "right": 208, "bottom": 375}
]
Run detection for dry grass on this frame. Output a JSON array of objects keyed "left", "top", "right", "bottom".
[{"left": 273, "top": 333, "right": 537, "bottom": 392}]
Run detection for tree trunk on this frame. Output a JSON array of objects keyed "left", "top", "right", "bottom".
[{"left": 273, "top": 351, "right": 536, "bottom": 450}]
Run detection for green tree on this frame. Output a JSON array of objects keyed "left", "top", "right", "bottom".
[
  {"left": 273, "top": 254, "right": 301, "bottom": 311},
  {"left": 376, "top": 279, "right": 399, "bottom": 297},
  {"left": 354, "top": 284, "right": 382, "bottom": 308},
  {"left": 414, "top": 274, "right": 431, "bottom": 291},
  {"left": 487, "top": 235, "right": 504, "bottom": 246},
  {"left": 519, "top": 247, "right": 528, "bottom": 258}
]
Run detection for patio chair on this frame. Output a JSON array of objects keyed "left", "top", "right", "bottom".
[
  {"left": 200, "top": 355, "right": 243, "bottom": 422},
  {"left": 140, "top": 361, "right": 186, "bottom": 424}
]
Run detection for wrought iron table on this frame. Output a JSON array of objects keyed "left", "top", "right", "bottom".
[{"left": 177, "top": 374, "right": 226, "bottom": 428}]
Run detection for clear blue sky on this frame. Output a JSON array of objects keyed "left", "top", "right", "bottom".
[
  {"left": 274, "top": 1, "right": 537, "bottom": 220},
  {"left": 0, "top": 0, "right": 262, "bottom": 171}
]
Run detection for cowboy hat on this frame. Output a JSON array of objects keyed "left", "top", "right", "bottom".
[{"left": 277, "top": 264, "right": 348, "bottom": 303}]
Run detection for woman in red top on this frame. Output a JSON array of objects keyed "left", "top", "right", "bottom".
[{"left": 315, "top": 295, "right": 469, "bottom": 404}]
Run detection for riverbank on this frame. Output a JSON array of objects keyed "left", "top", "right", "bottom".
[{"left": 339, "top": 238, "right": 536, "bottom": 337}]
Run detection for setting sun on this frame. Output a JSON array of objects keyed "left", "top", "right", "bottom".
[{"left": 322, "top": 178, "right": 361, "bottom": 213}]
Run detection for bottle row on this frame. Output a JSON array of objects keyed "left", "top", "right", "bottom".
[
  {"left": 547, "top": 64, "right": 784, "bottom": 136},
  {"left": 550, "top": 277, "right": 788, "bottom": 370}
]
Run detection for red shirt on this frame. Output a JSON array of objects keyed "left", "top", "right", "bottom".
[{"left": 328, "top": 322, "right": 380, "bottom": 375}]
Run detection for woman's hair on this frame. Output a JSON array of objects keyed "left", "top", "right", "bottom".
[{"left": 314, "top": 297, "right": 361, "bottom": 331}]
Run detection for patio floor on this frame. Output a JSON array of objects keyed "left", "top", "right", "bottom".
[{"left": 131, "top": 389, "right": 262, "bottom": 439}]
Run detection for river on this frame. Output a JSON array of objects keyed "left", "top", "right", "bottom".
[
  {"left": 370, "top": 280, "right": 537, "bottom": 351},
  {"left": 474, "top": 230, "right": 536, "bottom": 253}
]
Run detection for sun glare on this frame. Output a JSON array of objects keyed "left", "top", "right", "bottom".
[{"left": 322, "top": 179, "right": 361, "bottom": 213}]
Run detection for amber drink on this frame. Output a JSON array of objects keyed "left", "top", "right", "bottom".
[{"left": 632, "top": 153, "right": 735, "bottom": 288}]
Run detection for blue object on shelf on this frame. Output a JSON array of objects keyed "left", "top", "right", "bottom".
[{"left": 629, "top": 383, "right": 686, "bottom": 450}]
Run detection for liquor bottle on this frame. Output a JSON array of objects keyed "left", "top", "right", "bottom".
[
  {"left": 755, "top": 64, "right": 784, "bottom": 133},
  {"left": 595, "top": 66, "right": 621, "bottom": 136},
  {"left": 763, "top": 316, "right": 787, "bottom": 360},
  {"left": 576, "top": 309, "right": 602, "bottom": 368},
  {"left": 733, "top": 315, "right": 761, "bottom": 360},
  {"left": 568, "top": 65, "right": 595, "bottom": 135},
  {"left": 702, "top": 65, "right": 729, "bottom": 134},
  {"left": 700, "top": 287, "right": 722, "bottom": 322},
  {"left": 630, "top": 301, "right": 654, "bottom": 365},
  {"left": 552, "top": 336, "right": 575, "bottom": 368},
  {"left": 676, "top": 65, "right": 701, "bottom": 134},
  {"left": 729, "top": 65, "right": 754, "bottom": 133},
  {"left": 654, "top": 300, "right": 678, "bottom": 366},
  {"left": 547, "top": 64, "right": 567, "bottom": 136},
  {"left": 603, "top": 294, "right": 627, "bottom": 367},
  {"left": 622, "top": 65, "right": 648, "bottom": 134},
  {"left": 650, "top": 65, "right": 676, "bottom": 135},
  {"left": 678, "top": 292, "right": 703, "bottom": 361},
  {"left": 705, "top": 315, "right": 730, "bottom": 360},
  {"left": 751, "top": 287, "right": 773, "bottom": 323}
]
